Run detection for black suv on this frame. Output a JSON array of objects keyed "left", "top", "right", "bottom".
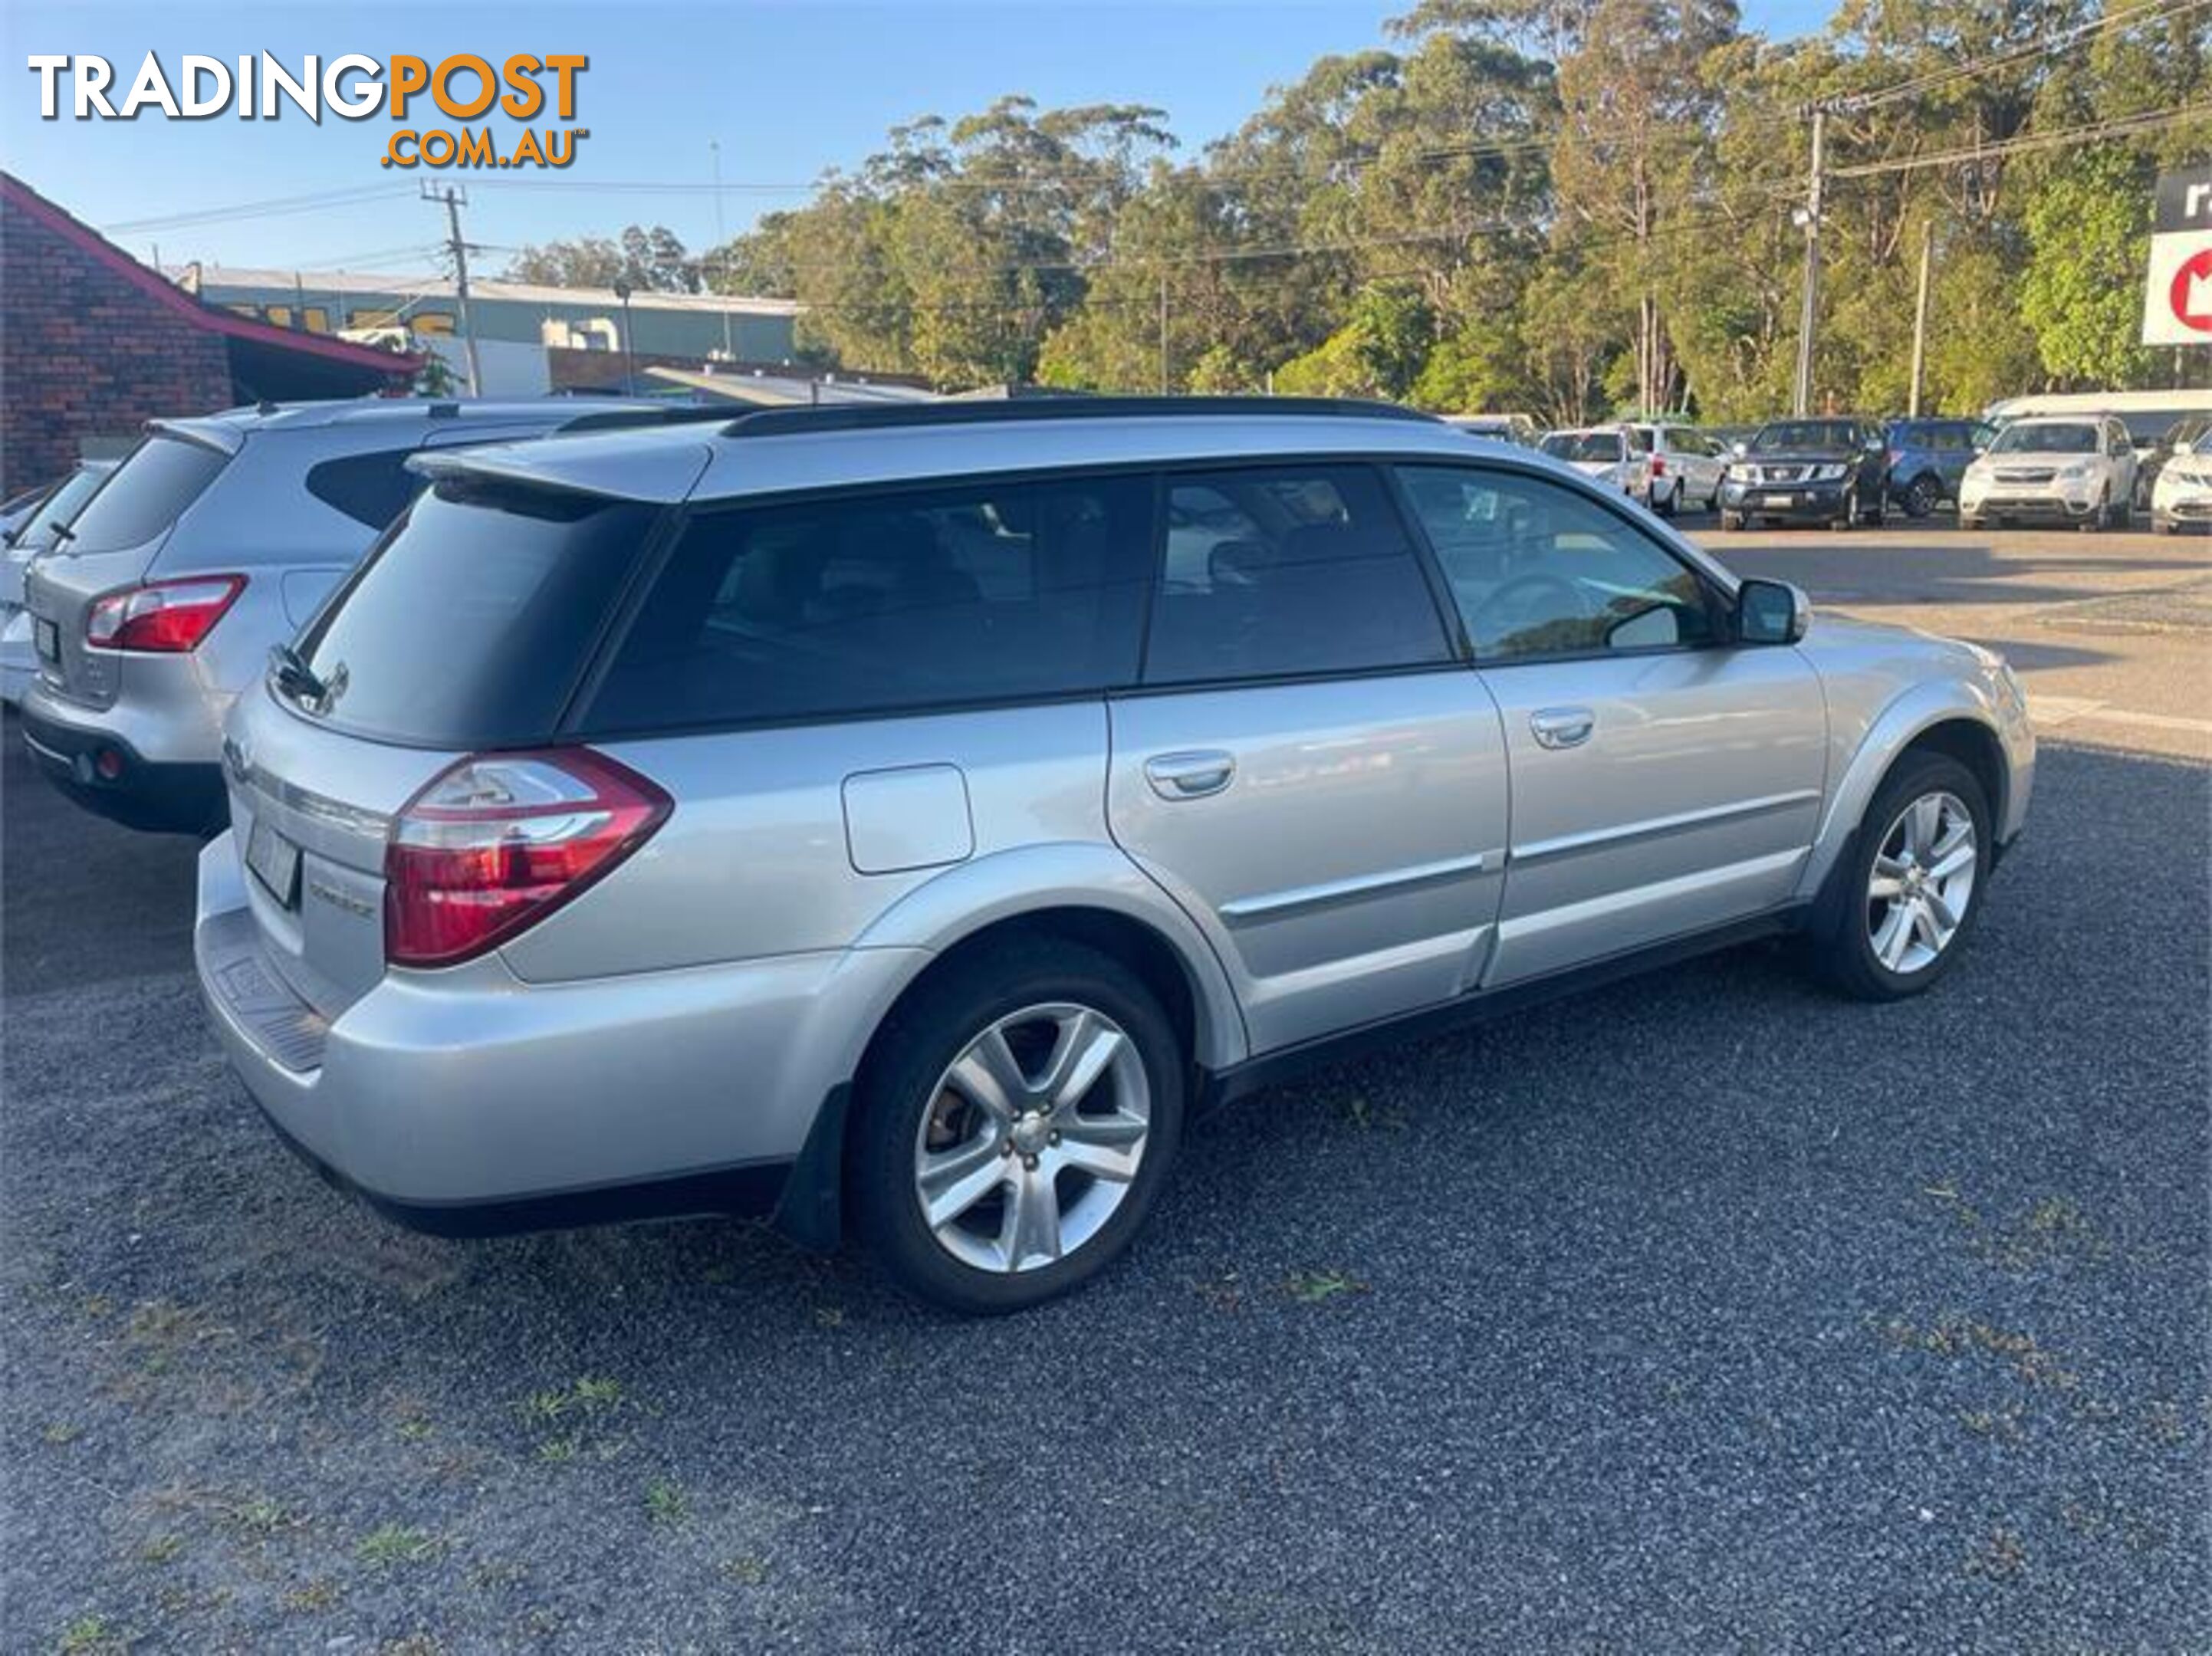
[{"left": 1719, "top": 419, "right": 1890, "bottom": 531}]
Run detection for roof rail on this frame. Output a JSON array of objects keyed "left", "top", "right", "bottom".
[{"left": 719, "top": 395, "right": 1438, "bottom": 440}]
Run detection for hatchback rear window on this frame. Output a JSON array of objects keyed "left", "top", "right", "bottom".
[
  {"left": 294, "top": 481, "right": 656, "bottom": 746},
  {"left": 60, "top": 435, "right": 228, "bottom": 554},
  {"left": 581, "top": 473, "right": 1152, "bottom": 732},
  {"left": 1540, "top": 432, "right": 1622, "bottom": 463}
]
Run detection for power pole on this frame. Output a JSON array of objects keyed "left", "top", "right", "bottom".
[
  {"left": 1790, "top": 104, "right": 1827, "bottom": 418},
  {"left": 423, "top": 182, "right": 483, "bottom": 396},
  {"left": 710, "top": 140, "right": 734, "bottom": 363},
  {"left": 1907, "top": 221, "right": 1934, "bottom": 418},
  {"left": 1157, "top": 268, "right": 1169, "bottom": 395}
]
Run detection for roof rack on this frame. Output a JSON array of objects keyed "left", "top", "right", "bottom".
[{"left": 720, "top": 395, "right": 1438, "bottom": 440}]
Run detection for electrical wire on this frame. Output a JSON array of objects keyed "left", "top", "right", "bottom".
[
  {"left": 1828, "top": 102, "right": 2209, "bottom": 176},
  {"left": 1840, "top": 0, "right": 2210, "bottom": 110}
]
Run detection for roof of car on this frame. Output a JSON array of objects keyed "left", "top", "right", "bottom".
[
  {"left": 155, "top": 396, "right": 712, "bottom": 444},
  {"left": 412, "top": 397, "right": 1510, "bottom": 506}
]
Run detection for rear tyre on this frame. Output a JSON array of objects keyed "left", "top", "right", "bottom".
[
  {"left": 849, "top": 938, "right": 1185, "bottom": 1315},
  {"left": 1904, "top": 473, "right": 1941, "bottom": 518},
  {"left": 1654, "top": 479, "right": 1678, "bottom": 518},
  {"left": 1805, "top": 752, "right": 1991, "bottom": 1003}
]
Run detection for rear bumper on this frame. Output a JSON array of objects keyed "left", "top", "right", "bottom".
[
  {"left": 20, "top": 692, "right": 225, "bottom": 834},
  {"left": 193, "top": 833, "right": 921, "bottom": 1235}
]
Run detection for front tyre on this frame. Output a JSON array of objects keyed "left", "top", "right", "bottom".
[
  {"left": 1807, "top": 752, "right": 1991, "bottom": 1002},
  {"left": 850, "top": 940, "right": 1185, "bottom": 1314}
]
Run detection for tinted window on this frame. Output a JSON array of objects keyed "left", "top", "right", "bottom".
[
  {"left": 1540, "top": 432, "right": 1622, "bottom": 463},
  {"left": 60, "top": 435, "right": 228, "bottom": 554},
  {"left": 1751, "top": 422, "right": 1855, "bottom": 452},
  {"left": 586, "top": 473, "right": 1152, "bottom": 731},
  {"left": 1990, "top": 422, "right": 2099, "bottom": 455},
  {"left": 1144, "top": 465, "right": 1450, "bottom": 685},
  {"left": 305, "top": 449, "right": 424, "bottom": 530},
  {"left": 296, "top": 482, "right": 656, "bottom": 745},
  {"left": 11, "top": 466, "right": 110, "bottom": 551},
  {"left": 1397, "top": 465, "right": 1720, "bottom": 662}
]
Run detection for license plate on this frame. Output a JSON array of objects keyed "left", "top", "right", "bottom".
[
  {"left": 32, "top": 616, "right": 58, "bottom": 663},
  {"left": 1766, "top": 493, "right": 1796, "bottom": 508},
  {"left": 246, "top": 819, "right": 301, "bottom": 909}
]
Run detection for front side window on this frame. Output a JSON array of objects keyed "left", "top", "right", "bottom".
[
  {"left": 1142, "top": 464, "right": 1451, "bottom": 685},
  {"left": 1396, "top": 465, "right": 1721, "bottom": 663},
  {"left": 587, "top": 473, "right": 1152, "bottom": 730}
]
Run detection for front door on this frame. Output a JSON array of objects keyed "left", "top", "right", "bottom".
[
  {"left": 1106, "top": 462, "right": 1510, "bottom": 1053},
  {"left": 1393, "top": 462, "right": 1827, "bottom": 987}
]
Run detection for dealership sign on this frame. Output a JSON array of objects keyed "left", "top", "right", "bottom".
[{"left": 2144, "top": 165, "right": 2212, "bottom": 347}]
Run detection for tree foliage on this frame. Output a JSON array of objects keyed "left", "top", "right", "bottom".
[{"left": 580, "top": 3, "right": 2207, "bottom": 409}]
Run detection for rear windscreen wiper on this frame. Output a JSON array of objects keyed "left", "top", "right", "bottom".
[{"left": 269, "top": 642, "right": 326, "bottom": 706}]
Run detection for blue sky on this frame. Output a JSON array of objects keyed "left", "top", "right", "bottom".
[{"left": 4, "top": 0, "right": 1832, "bottom": 277}]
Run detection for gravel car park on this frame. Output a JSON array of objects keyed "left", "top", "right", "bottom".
[{"left": 3, "top": 503, "right": 2205, "bottom": 1651}]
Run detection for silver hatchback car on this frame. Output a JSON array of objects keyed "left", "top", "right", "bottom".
[
  {"left": 20, "top": 397, "right": 718, "bottom": 834},
  {"left": 195, "top": 398, "right": 2033, "bottom": 1313}
]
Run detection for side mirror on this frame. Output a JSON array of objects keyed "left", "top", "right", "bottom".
[{"left": 1737, "top": 578, "right": 1809, "bottom": 646}]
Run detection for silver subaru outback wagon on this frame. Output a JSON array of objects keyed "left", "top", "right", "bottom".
[
  {"left": 20, "top": 397, "right": 724, "bottom": 836},
  {"left": 194, "top": 398, "right": 2034, "bottom": 1313}
]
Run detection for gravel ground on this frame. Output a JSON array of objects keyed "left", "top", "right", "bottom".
[{"left": 2, "top": 540, "right": 2207, "bottom": 1651}]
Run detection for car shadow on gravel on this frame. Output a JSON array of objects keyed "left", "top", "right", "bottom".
[{"left": 3, "top": 741, "right": 2206, "bottom": 1654}]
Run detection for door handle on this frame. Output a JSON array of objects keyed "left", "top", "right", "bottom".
[
  {"left": 1145, "top": 750, "right": 1236, "bottom": 800},
  {"left": 1530, "top": 707, "right": 1596, "bottom": 750}
]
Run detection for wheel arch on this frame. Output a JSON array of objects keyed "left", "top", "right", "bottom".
[
  {"left": 1797, "top": 685, "right": 2013, "bottom": 904},
  {"left": 771, "top": 868, "right": 1242, "bottom": 1254}
]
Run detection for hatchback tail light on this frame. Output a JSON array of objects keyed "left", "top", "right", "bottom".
[
  {"left": 384, "top": 749, "right": 672, "bottom": 968},
  {"left": 87, "top": 575, "right": 245, "bottom": 652},
  {"left": 1650, "top": 455, "right": 1667, "bottom": 478}
]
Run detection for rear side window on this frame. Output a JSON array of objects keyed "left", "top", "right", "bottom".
[
  {"left": 305, "top": 449, "right": 423, "bottom": 530},
  {"left": 61, "top": 435, "right": 228, "bottom": 554},
  {"left": 1143, "top": 464, "right": 1451, "bottom": 685},
  {"left": 583, "top": 473, "right": 1152, "bottom": 731},
  {"left": 297, "top": 482, "right": 656, "bottom": 746}
]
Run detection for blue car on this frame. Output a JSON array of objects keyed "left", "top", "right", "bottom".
[{"left": 1885, "top": 418, "right": 1993, "bottom": 518}]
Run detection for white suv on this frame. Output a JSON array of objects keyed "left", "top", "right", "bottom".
[{"left": 1961, "top": 415, "right": 2138, "bottom": 532}]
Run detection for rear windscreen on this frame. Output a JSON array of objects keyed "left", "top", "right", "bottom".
[
  {"left": 60, "top": 435, "right": 228, "bottom": 554},
  {"left": 294, "top": 481, "right": 656, "bottom": 746}
]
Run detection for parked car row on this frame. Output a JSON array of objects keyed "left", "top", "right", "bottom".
[
  {"left": 10, "top": 393, "right": 2036, "bottom": 1314},
  {"left": 1453, "top": 400, "right": 2212, "bottom": 531}
]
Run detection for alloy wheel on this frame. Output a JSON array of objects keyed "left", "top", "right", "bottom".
[
  {"left": 912, "top": 1003, "right": 1152, "bottom": 1273},
  {"left": 1866, "top": 790, "right": 1977, "bottom": 975}
]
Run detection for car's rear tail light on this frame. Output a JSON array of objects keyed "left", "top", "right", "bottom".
[
  {"left": 384, "top": 749, "right": 672, "bottom": 968},
  {"left": 86, "top": 575, "right": 246, "bottom": 652},
  {"left": 1650, "top": 456, "right": 1666, "bottom": 477},
  {"left": 1887, "top": 449, "right": 1904, "bottom": 468}
]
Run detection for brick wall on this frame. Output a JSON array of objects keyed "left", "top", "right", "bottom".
[{"left": 1, "top": 190, "right": 232, "bottom": 494}]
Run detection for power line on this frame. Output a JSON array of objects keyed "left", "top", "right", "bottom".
[
  {"left": 1840, "top": 0, "right": 2210, "bottom": 110},
  {"left": 1827, "top": 102, "right": 2210, "bottom": 176},
  {"left": 105, "top": 185, "right": 412, "bottom": 235}
]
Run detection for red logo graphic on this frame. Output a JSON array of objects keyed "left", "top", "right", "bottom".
[{"left": 2171, "top": 247, "right": 2212, "bottom": 334}]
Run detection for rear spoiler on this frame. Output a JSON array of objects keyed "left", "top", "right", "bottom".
[
  {"left": 406, "top": 439, "right": 712, "bottom": 505},
  {"left": 146, "top": 418, "right": 245, "bottom": 458}
]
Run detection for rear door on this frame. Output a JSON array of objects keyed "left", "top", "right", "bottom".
[
  {"left": 1394, "top": 462, "right": 1826, "bottom": 987},
  {"left": 1106, "top": 462, "right": 1509, "bottom": 1053},
  {"left": 228, "top": 479, "right": 662, "bottom": 1017}
]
